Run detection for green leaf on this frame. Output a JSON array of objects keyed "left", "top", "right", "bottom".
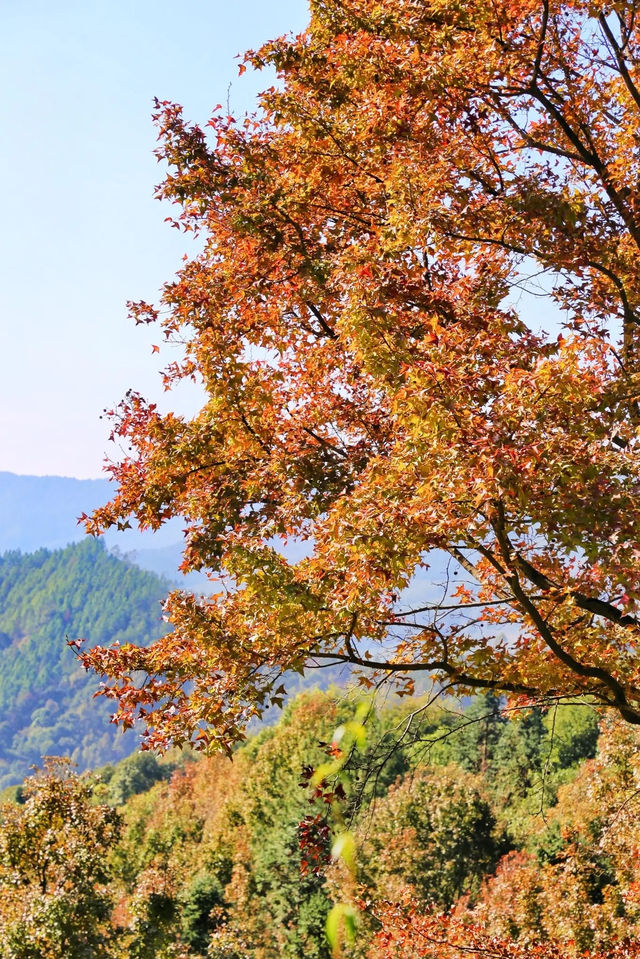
[
  {"left": 326, "top": 903, "right": 358, "bottom": 952},
  {"left": 331, "top": 831, "right": 356, "bottom": 874}
]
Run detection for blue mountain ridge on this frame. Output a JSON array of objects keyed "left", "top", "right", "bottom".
[{"left": 0, "top": 471, "right": 209, "bottom": 589}]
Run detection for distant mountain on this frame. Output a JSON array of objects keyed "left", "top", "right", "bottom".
[
  {"left": 0, "top": 473, "right": 445, "bottom": 789},
  {"left": 0, "top": 471, "right": 210, "bottom": 589},
  {"left": 0, "top": 538, "right": 351, "bottom": 788},
  {"left": 0, "top": 538, "right": 170, "bottom": 789},
  {"left": 0, "top": 472, "right": 111, "bottom": 553}
]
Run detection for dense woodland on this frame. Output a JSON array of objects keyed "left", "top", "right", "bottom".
[
  {"left": 4, "top": 689, "right": 640, "bottom": 958},
  {"left": 0, "top": 540, "right": 169, "bottom": 789}
]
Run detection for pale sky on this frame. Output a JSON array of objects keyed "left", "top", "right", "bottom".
[{"left": 0, "top": 0, "right": 309, "bottom": 479}]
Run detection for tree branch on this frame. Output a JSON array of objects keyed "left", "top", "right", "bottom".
[
  {"left": 304, "top": 301, "right": 338, "bottom": 340},
  {"left": 599, "top": 12, "right": 640, "bottom": 113},
  {"left": 491, "top": 506, "right": 640, "bottom": 724}
]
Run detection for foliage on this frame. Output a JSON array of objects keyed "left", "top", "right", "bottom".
[
  {"left": 357, "top": 765, "right": 503, "bottom": 909},
  {"left": 543, "top": 702, "right": 600, "bottom": 772},
  {"left": 180, "top": 874, "right": 225, "bottom": 955},
  {"left": 0, "top": 758, "right": 121, "bottom": 958},
  {"left": 4, "top": 690, "right": 640, "bottom": 957},
  {"left": 80, "top": 0, "right": 640, "bottom": 755},
  {"left": 98, "top": 752, "right": 175, "bottom": 806},
  {"left": 369, "top": 902, "right": 640, "bottom": 959},
  {"left": 201, "top": 692, "right": 351, "bottom": 959},
  {"left": 106, "top": 693, "right": 351, "bottom": 959},
  {"left": 396, "top": 695, "right": 598, "bottom": 843},
  {"left": 468, "top": 715, "right": 640, "bottom": 951}
]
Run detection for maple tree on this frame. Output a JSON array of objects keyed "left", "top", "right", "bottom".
[{"left": 81, "top": 0, "right": 640, "bottom": 751}]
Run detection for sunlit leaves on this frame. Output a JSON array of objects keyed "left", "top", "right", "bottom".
[{"left": 82, "top": 0, "right": 640, "bottom": 749}]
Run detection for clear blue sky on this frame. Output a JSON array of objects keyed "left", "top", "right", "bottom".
[{"left": 0, "top": 0, "right": 309, "bottom": 479}]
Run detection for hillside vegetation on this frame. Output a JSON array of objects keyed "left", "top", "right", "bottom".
[
  {"left": 0, "top": 539, "right": 169, "bottom": 789},
  {"left": 5, "top": 690, "right": 636, "bottom": 958}
]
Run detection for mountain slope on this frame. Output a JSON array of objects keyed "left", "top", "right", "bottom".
[
  {"left": 0, "top": 471, "right": 210, "bottom": 588},
  {"left": 0, "top": 538, "right": 169, "bottom": 789}
]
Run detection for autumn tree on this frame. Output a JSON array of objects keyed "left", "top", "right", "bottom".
[
  {"left": 356, "top": 766, "right": 502, "bottom": 909},
  {"left": 81, "top": 0, "right": 640, "bottom": 751},
  {"left": 468, "top": 715, "right": 640, "bottom": 951},
  {"left": 0, "top": 759, "right": 121, "bottom": 959},
  {"left": 369, "top": 903, "right": 640, "bottom": 959}
]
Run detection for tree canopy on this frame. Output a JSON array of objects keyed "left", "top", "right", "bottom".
[
  {"left": 82, "top": 0, "right": 640, "bottom": 751},
  {"left": 0, "top": 759, "right": 121, "bottom": 959},
  {"left": 0, "top": 693, "right": 631, "bottom": 957}
]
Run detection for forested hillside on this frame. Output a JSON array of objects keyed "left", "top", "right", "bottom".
[
  {"left": 5, "top": 690, "right": 637, "bottom": 958},
  {"left": 0, "top": 539, "right": 169, "bottom": 789},
  {"left": 0, "top": 472, "right": 210, "bottom": 589}
]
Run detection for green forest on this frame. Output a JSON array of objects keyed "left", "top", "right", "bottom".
[
  {"left": 2, "top": 689, "right": 639, "bottom": 958},
  {"left": 0, "top": 540, "right": 169, "bottom": 789}
]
